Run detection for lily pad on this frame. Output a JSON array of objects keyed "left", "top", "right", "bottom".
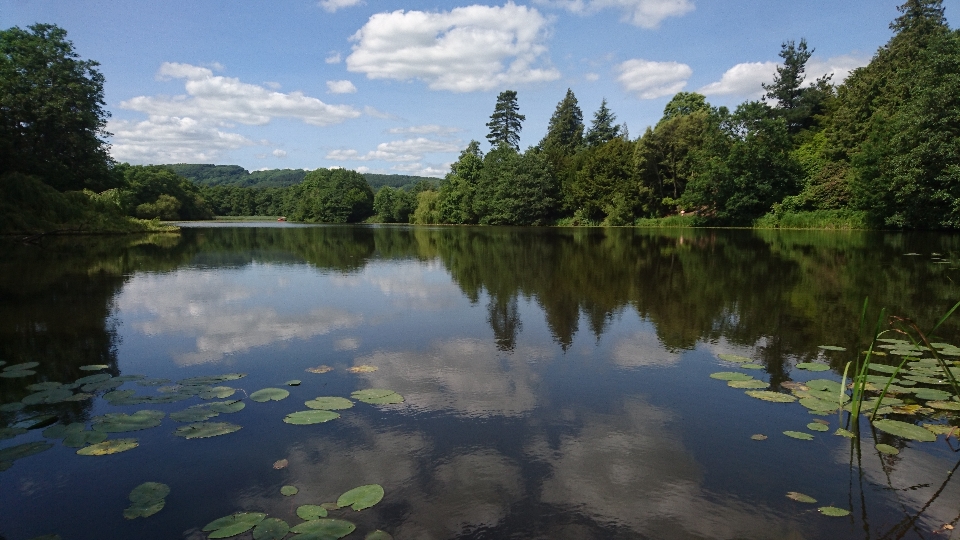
[
  {"left": 82, "top": 379, "right": 124, "bottom": 392},
  {"left": 727, "top": 379, "right": 769, "bottom": 389},
  {"left": 873, "top": 419, "right": 937, "bottom": 442},
  {"left": 26, "top": 382, "right": 63, "bottom": 391},
  {"left": 75, "top": 373, "right": 112, "bottom": 385},
  {"left": 745, "top": 390, "right": 797, "bottom": 403},
  {"left": 180, "top": 373, "right": 246, "bottom": 386},
  {"left": 124, "top": 482, "right": 170, "bottom": 519},
  {"left": 0, "top": 427, "right": 27, "bottom": 440},
  {"left": 281, "top": 485, "right": 299, "bottom": 496},
  {"left": 834, "top": 428, "right": 856, "bottom": 438},
  {"left": 868, "top": 364, "right": 900, "bottom": 374},
  {"left": 203, "top": 512, "right": 266, "bottom": 539},
  {"left": 351, "top": 389, "right": 404, "bottom": 405},
  {"left": 784, "top": 431, "right": 814, "bottom": 440},
  {"left": 92, "top": 410, "right": 164, "bottom": 433},
  {"left": 923, "top": 424, "right": 959, "bottom": 438},
  {"left": 786, "top": 492, "right": 817, "bottom": 503},
  {"left": 4, "top": 362, "right": 39, "bottom": 371},
  {"left": 283, "top": 410, "right": 340, "bottom": 425},
  {"left": 337, "top": 484, "right": 384, "bottom": 511},
  {"left": 740, "top": 363, "right": 764, "bottom": 370},
  {"left": 103, "top": 390, "right": 148, "bottom": 406},
  {"left": 0, "top": 441, "right": 52, "bottom": 462},
  {"left": 43, "top": 423, "right": 83, "bottom": 439},
  {"left": 80, "top": 364, "right": 109, "bottom": 371},
  {"left": 253, "top": 518, "right": 290, "bottom": 540},
  {"left": 63, "top": 430, "right": 108, "bottom": 448},
  {"left": 207, "top": 400, "right": 245, "bottom": 414},
  {"left": 799, "top": 397, "right": 840, "bottom": 412},
  {"left": 123, "top": 500, "right": 164, "bottom": 520},
  {"left": 170, "top": 406, "right": 220, "bottom": 423},
  {"left": 750, "top": 434, "right": 768, "bottom": 441},
  {"left": 199, "top": 386, "right": 236, "bottom": 400},
  {"left": 273, "top": 459, "right": 288, "bottom": 469},
  {"left": 174, "top": 422, "right": 242, "bottom": 439},
  {"left": 709, "top": 372, "right": 754, "bottom": 381},
  {"left": 914, "top": 388, "right": 954, "bottom": 401},
  {"left": 818, "top": 345, "right": 847, "bottom": 352},
  {"left": 876, "top": 443, "right": 900, "bottom": 455},
  {"left": 819, "top": 506, "right": 851, "bottom": 517},
  {"left": 77, "top": 438, "right": 139, "bottom": 456},
  {"left": 347, "top": 365, "right": 378, "bottom": 373},
  {"left": 297, "top": 505, "right": 328, "bottom": 520},
  {"left": 806, "top": 379, "right": 844, "bottom": 393},
  {"left": 0, "top": 370, "right": 35, "bottom": 378},
  {"left": 250, "top": 388, "right": 290, "bottom": 403},
  {"left": 926, "top": 400, "right": 960, "bottom": 410},
  {"left": 306, "top": 365, "right": 333, "bottom": 374},
  {"left": 305, "top": 397, "right": 355, "bottom": 410},
  {"left": 0, "top": 402, "right": 25, "bottom": 412},
  {"left": 796, "top": 363, "right": 830, "bottom": 372},
  {"left": 365, "top": 532, "right": 393, "bottom": 540},
  {"left": 286, "top": 380, "right": 301, "bottom": 386},
  {"left": 137, "top": 378, "right": 171, "bottom": 386},
  {"left": 290, "top": 518, "right": 356, "bottom": 539},
  {"left": 807, "top": 422, "right": 830, "bottom": 432},
  {"left": 718, "top": 354, "right": 752, "bottom": 363}
]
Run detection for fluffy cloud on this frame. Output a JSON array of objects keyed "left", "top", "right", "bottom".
[
  {"left": 327, "top": 137, "right": 462, "bottom": 162},
  {"left": 805, "top": 54, "right": 869, "bottom": 83},
  {"left": 109, "top": 116, "right": 255, "bottom": 163},
  {"left": 387, "top": 124, "right": 462, "bottom": 136},
  {"left": 327, "top": 79, "right": 357, "bottom": 94},
  {"left": 319, "top": 0, "right": 362, "bottom": 13},
  {"left": 325, "top": 52, "right": 342, "bottom": 64},
  {"left": 346, "top": 3, "right": 560, "bottom": 92},
  {"left": 272, "top": 149, "right": 287, "bottom": 158},
  {"left": 699, "top": 54, "right": 869, "bottom": 98},
  {"left": 123, "top": 62, "right": 360, "bottom": 127},
  {"left": 535, "top": 0, "right": 694, "bottom": 28},
  {"left": 617, "top": 58, "right": 691, "bottom": 99}
]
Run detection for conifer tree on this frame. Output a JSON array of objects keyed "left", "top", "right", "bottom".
[
  {"left": 486, "top": 90, "right": 525, "bottom": 150},
  {"left": 539, "top": 89, "right": 584, "bottom": 155},
  {"left": 584, "top": 99, "right": 620, "bottom": 147}
]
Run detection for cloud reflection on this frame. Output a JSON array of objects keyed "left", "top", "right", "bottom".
[{"left": 612, "top": 331, "right": 680, "bottom": 368}]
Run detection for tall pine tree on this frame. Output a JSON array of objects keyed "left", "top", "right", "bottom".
[
  {"left": 486, "top": 90, "right": 525, "bottom": 150},
  {"left": 539, "top": 89, "right": 584, "bottom": 155},
  {"left": 584, "top": 99, "right": 620, "bottom": 147}
]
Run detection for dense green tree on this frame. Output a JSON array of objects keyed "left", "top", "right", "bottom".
[
  {"left": 437, "top": 141, "right": 483, "bottom": 224},
  {"left": 584, "top": 99, "right": 621, "bottom": 147},
  {"left": 0, "top": 24, "right": 116, "bottom": 192},
  {"left": 540, "top": 89, "right": 584, "bottom": 155},
  {"left": 568, "top": 138, "right": 642, "bottom": 223},
  {"left": 762, "top": 39, "right": 834, "bottom": 135},
  {"left": 114, "top": 164, "right": 213, "bottom": 220},
  {"left": 476, "top": 146, "right": 558, "bottom": 225},
  {"left": 660, "top": 92, "right": 710, "bottom": 122},
  {"left": 486, "top": 90, "right": 525, "bottom": 150},
  {"left": 288, "top": 168, "right": 374, "bottom": 223},
  {"left": 374, "top": 186, "right": 415, "bottom": 223}
]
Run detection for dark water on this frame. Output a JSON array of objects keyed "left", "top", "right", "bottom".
[{"left": 2, "top": 224, "right": 960, "bottom": 540}]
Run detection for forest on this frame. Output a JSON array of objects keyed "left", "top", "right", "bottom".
[{"left": 1, "top": 0, "right": 958, "bottom": 232}]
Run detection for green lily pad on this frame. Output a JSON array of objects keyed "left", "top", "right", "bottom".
[
  {"left": 926, "top": 401, "right": 960, "bottom": 410},
  {"left": 77, "top": 438, "right": 139, "bottom": 456},
  {"left": 868, "top": 364, "right": 900, "bottom": 374},
  {"left": 75, "top": 373, "right": 112, "bottom": 385},
  {"left": 740, "top": 363, "right": 764, "bottom": 370},
  {"left": 337, "top": 484, "right": 384, "bottom": 511},
  {"left": 834, "top": 428, "right": 856, "bottom": 438},
  {"left": 253, "top": 518, "right": 290, "bottom": 540},
  {"left": 80, "top": 364, "right": 109, "bottom": 371},
  {"left": 718, "top": 354, "right": 752, "bottom": 363},
  {"left": 796, "top": 363, "right": 830, "bottom": 372},
  {"left": 207, "top": 400, "right": 245, "bottom": 414},
  {"left": 63, "top": 430, "right": 108, "bottom": 448},
  {"left": 123, "top": 482, "right": 170, "bottom": 519},
  {"left": 709, "top": 372, "right": 754, "bottom": 381},
  {"left": 173, "top": 422, "right": 242, "bottom": 439},
  {"left": 42, "top": 423, "right": 83, "bottom": 439},
  {"left": 137, "top": 378, "right": 170, "bottom": 387},
  {"left": 305, "top": 397, "right": 355, "bottom": 410},
  {"left": 181, "top": 373, "right": 246, "bottom": 386},
  {"left": 818, "top": 345, "right": 847, "bottom": 352},
  {"left": 805, "top": 379, "right": 843, "bottom": 393},
  {"left": 786, "top": 492, "right": 817, "bottom": 503},
  {"left": 807, "top": 422, "right": 830, "bottom": 432},
  {"left": 0, "top": 441, "right": 52, "bottom": 462},
  {"left": 283, "top": 410, "right": 340, "bottom": 425},
  {"left": 819, "top": 506, "right": 851, "bottom": 517},
  {"left": 745, "top": 390, "right": 797, "bottom": 403},
  {"left": 914, "top": 388, "right": 953, "bottom": 401},
  {"left": 250, "top": 388, "right": 290, "bottom": 403},
  {"left": 727, "top": 379, "right": 769, "bottom": 389},
  {"left": 351, "top": 389, "right": 404, "bottom": 405},
  {"left": 873, "top": 419, "right": 937, "bottom": 442},
  {"left": 281, "top": 485, "right": 298, "bottom": 496},
  {"left": 26, "top": 382, "right": 63, "bottom": 391},
  {"left": 750, "top": 434, "right": 768, "bottom": 441},
  {"left": 203, "top": 512, "right": 266, "bottom": 538},
  {"left": 0, "top": 402, "right": 25, "bottom": 412},
  {"left": 170, "top": 406, "right": 220, "bottom": 423},
  {"left": 286, "top": 380, "right": 301, "bottom": 386},
  {"left": 799, "top": 397, "right": 840, "bottom": 412},
  {"left": 297, "top": 505, "right": 329, "bottom": 520},
  {"left": 0, "top": 427, "right": 27, "bottom": 440},
  {"left": 82, "top": 379, "right": 124, "bottom": 392},
  {"left": 903, "top": 375, "right": 948, "bottom": 385},
  {"left": 103, "top": 390, "right": 148, "bottom": 406},
  {"left": 923, "top": 424, "right": 959, "bottom": 438},
  {"left": 290, "top": 519, "right": 356, "bottom": 539},
  {"left": 199, "top": 386, "right": 236, "bottom": 400},
  {"left": 876, "top": 443, "right": 899, "bottom": 455},
  {"left": 123, "top": 500, "right": 165, "bottom": 520},
  {"left": 4, "top": 362, "right": 39, "bottom": 371},
  {"left": 365, "top": 531, "right": 393, "bottom": 540},
  {"left": 0, "top": 370, "right": 35, "bottom": 378},
  {"left": 784, "top": 431, "right": 814, "bottom": 440},
  {"left": 92, "top": 410, "right": 164, "bottom": 433}
]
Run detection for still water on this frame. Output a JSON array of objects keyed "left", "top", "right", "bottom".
[{"left": 2, "top": 224, "right": 960, "bottom": 540}]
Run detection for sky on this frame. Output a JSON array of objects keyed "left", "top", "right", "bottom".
[{"left": 3, "top": 0, "right": 955, "bottom": 177}]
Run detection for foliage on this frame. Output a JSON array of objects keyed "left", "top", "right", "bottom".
[
  {"left": 584, "top": 99, "right": 620, "bottom": 147},
  {"left": 540, "top": 89, "right": 584, "bottom": 156},
  {"left": 568, "top": 138, "right": 641, "bottom": 223},
  {"left": 437, "top": 142, "right": 483, "bottom": 224},
  {"left": 0, "top": 24, "right": 116, "bottom": 192},
  {"left": 762, "top": 39, "right": 834, "bottom": 134},
  {"left": 486, "top": 90, "right": 525, "bottom": 150},
  {"left": 476, "top": 146, "right": 558, "bottom": 225},
  {"left": 411, "top": 190, "right": 441, "bottom": 224},
  {"left": 373, "top": 186, "right": 415, "bottom": 223},
  {"left": 288, "top": 168, "right": 374, "bottom": 223},
  {"left": 116, "top": 164, "right": 213, "bottom": 220}
]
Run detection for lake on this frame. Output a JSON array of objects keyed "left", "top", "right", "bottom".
[{"left": 2, "top": 224, "right": 960, "bottom": 540}]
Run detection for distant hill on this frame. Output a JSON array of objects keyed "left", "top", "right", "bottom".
[{"left": 165, "top": 164, "right": 437, "bottom": 190}]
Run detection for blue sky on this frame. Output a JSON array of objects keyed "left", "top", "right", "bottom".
[{"left": 4, "top": 0, "right": 952, "bottom": 177}]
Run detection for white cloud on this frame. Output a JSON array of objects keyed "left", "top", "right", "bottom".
[
  {"left": 346, "top": 3, "right": 560, "bottom": 92},
  {"left": 391, "top": 163, "right": 449, "bottom": 177},
  {"left": 363, "top": 106, "right": 396, "bottom": 119},
  {"left": 109, "top": 115, "right": 255, "bottom": 163},
  {"left": 320, "top": 0, "right": 362, "bottom": 13},
  {"left": 697, "top": 61, "right": 777, "bottom": 98},
  {"left": 325, "top": 52, "right": 342, "bottom": 64},
  {"left": 585, "top": 72, "right": 600, "bottom": 82},
  {"left": 805, "top": 54, "right": 869, "bottom": 84},
  {"left": 123, "top": 62, "right": 361, "bottom": 127},
  {"left": 263, "top": 81, "right": 281, "bottom": 90},
  {"left": 327, "top": 137, "right": 462, "bottom": 162},
  {"left": 617, "top": 58, "right": 691, "bottom": 99},
  {"left": 535, "top": 0, "right": 694, "bottom": 29},
  {"left": 387, "top": 125, "right": 462, "bottom": 136},
  {"left": 272, "top": 149, "right": 287, "bottom": 158},
  {"left": 327, "top": 79, "right": 358, "bottom": 94}
]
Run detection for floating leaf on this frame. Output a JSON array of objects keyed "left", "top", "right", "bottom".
[
  {"left": 745, "top": 390, "right": 796, "bottom": 403},
  {"left": 283, "top": 410, "right": 340, "bottom": 425},
  {"left": 873, "top": 419, "right": 937, "bottom": 442},
  {"left": 80, "top": 364, "right": 109, "bottom": 371},
  {"left": 784, "top": 431, "right": 814, "bottom": 441},
  {"left": 63, "top": 430, "right": 108, "bottom": 448},
  {"left": 82, "top": 379, "right": 123, "bottom": 392},
  {"left": 799, "top": 397, "right": 839, "bottom": 412},
  {"left": 180, "top": 373, "right": 246, "bottom": 386},
  {"left": 4, "top": 361, "right": 39, "bottom": 371},
  {"left": 868, "top": 364, "right": 900, "bottom": 374},
  {"left": 174, "top": 422, "right": 241, "bottom": 439},
  {"left": 253, "top": 518, "right": 290, "bottom": 540},
  {"left": 0, "top": 370, "right": 35, "bottom": 378},
  {"left": 796, "top": 363, "right": 830, "bottom": 372},
  {"left": 923, "top": 424, "right": 959, "bottom": 438},
  {"left": 365, "top": 531, "right": 393, "bottom": 540},
  {"left": 0, "top": 441, "right": 52, "bottom": 462},
  {"left": 286, "top": 380, "right": 301, "bottom": 386},
  {"left": 137, "top": 378, "right": 171, "bottom": 387},
  {"left": 170, "top": 406, "right": 219, "bottom": 423},
  {"left": 347, "top": 365, "right": 378, "bottom": 373},
  {"left": 200, "top": 386, "right": 236, "bottom": 400},
  {"left": 876, "top": 444, "right": 899, "bottom": 455},
  {"left": 75, "top": 373, "right": 112, "bottom": 385},
  {"left": 709, "top": 372, "right": 754, "bottom": 381},
  {"left": 77, "top": 438, "right": 139, "bottom": 456},
  {"left": 806, "top": 379, "right": 843, "bottom": 393},
  {"left": 834, "top": 428, "right": 856, "bottom": 438},
  {"left": 818, "top": 345, "right": 847, "bottom": 352},
  {"left": 0, "top": 402, "right": 25, "bottom": 412},
  {"left": 718, "top": 354, "right": 752, "bottom": 363},
  {"left": 297, "top": 505, "right": 328, "bottom": 520},
  {"left": 124, "top": 481, "right": 170, "bottom": 519},
  {"left": 123, "top": 500, "right": 164, "bottom": 520},
  {"left": 281, "top": 485, "right": 299, "bottom": 496},
  {"left": 903, "top": 375, "right": 948, "bottom": 385},
  {"left": 351, "top": 389, "right": 404, "bottom": 405},
  {"left": 337, "top": 484, "right": 384, "bottom": 511},
  {"left": 290, "top": 518, "right": 356, "bottom": 539},
  {"left": 92, "top": 410, "right": 164, "bottom": 433},
  {"left": 305, "top": 397, "right": 354, "bottom": 410},
  {"left": 927, "top": 401, "right": 960, "bottom": 410},
  {"left": 0, "top": 427, "right": 27, "bottom": 440},
  {"left": 273, "top": 459, "right": 288, "bottom": 469},
  {"left": 819, "top": 506, "right": 851, "bottom": 517},
  {"left": 250, "top": 388, "right": 290, "bottom": 403},
  {"left": 306, "top": 365, "right": 334, "bottom": 374},
  {"left": 728, "top": 380, "right": 768, "bottom": 389},
  {"left": 807, "top": 422, "right": 830, "bottom": 432},
  {"left": 207, "top": 400, "right": 245, "bottom": 414},
  {"left": 750, "top": 434, "right": 767, "bottom": 441},
  {"left": 103, "top": 390, "right": 148, "bottom": 406},
  {"left": 914, "top": 388, "right": 953, "bottom": 401},
  {"left": 26, "top": 382, "right": 62, "bottom": 391},
  {"left": 786, "top": 492, "right": 817, "bottom": 503},
  {"left": 891, "top": 404, "right": 925, "bottom": 415},
  {"left": 203, "top": 512, "right": 266, "bottom": 539},
  {"left": 740, "top": 363, "right": 764, "bottom": 370}
]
